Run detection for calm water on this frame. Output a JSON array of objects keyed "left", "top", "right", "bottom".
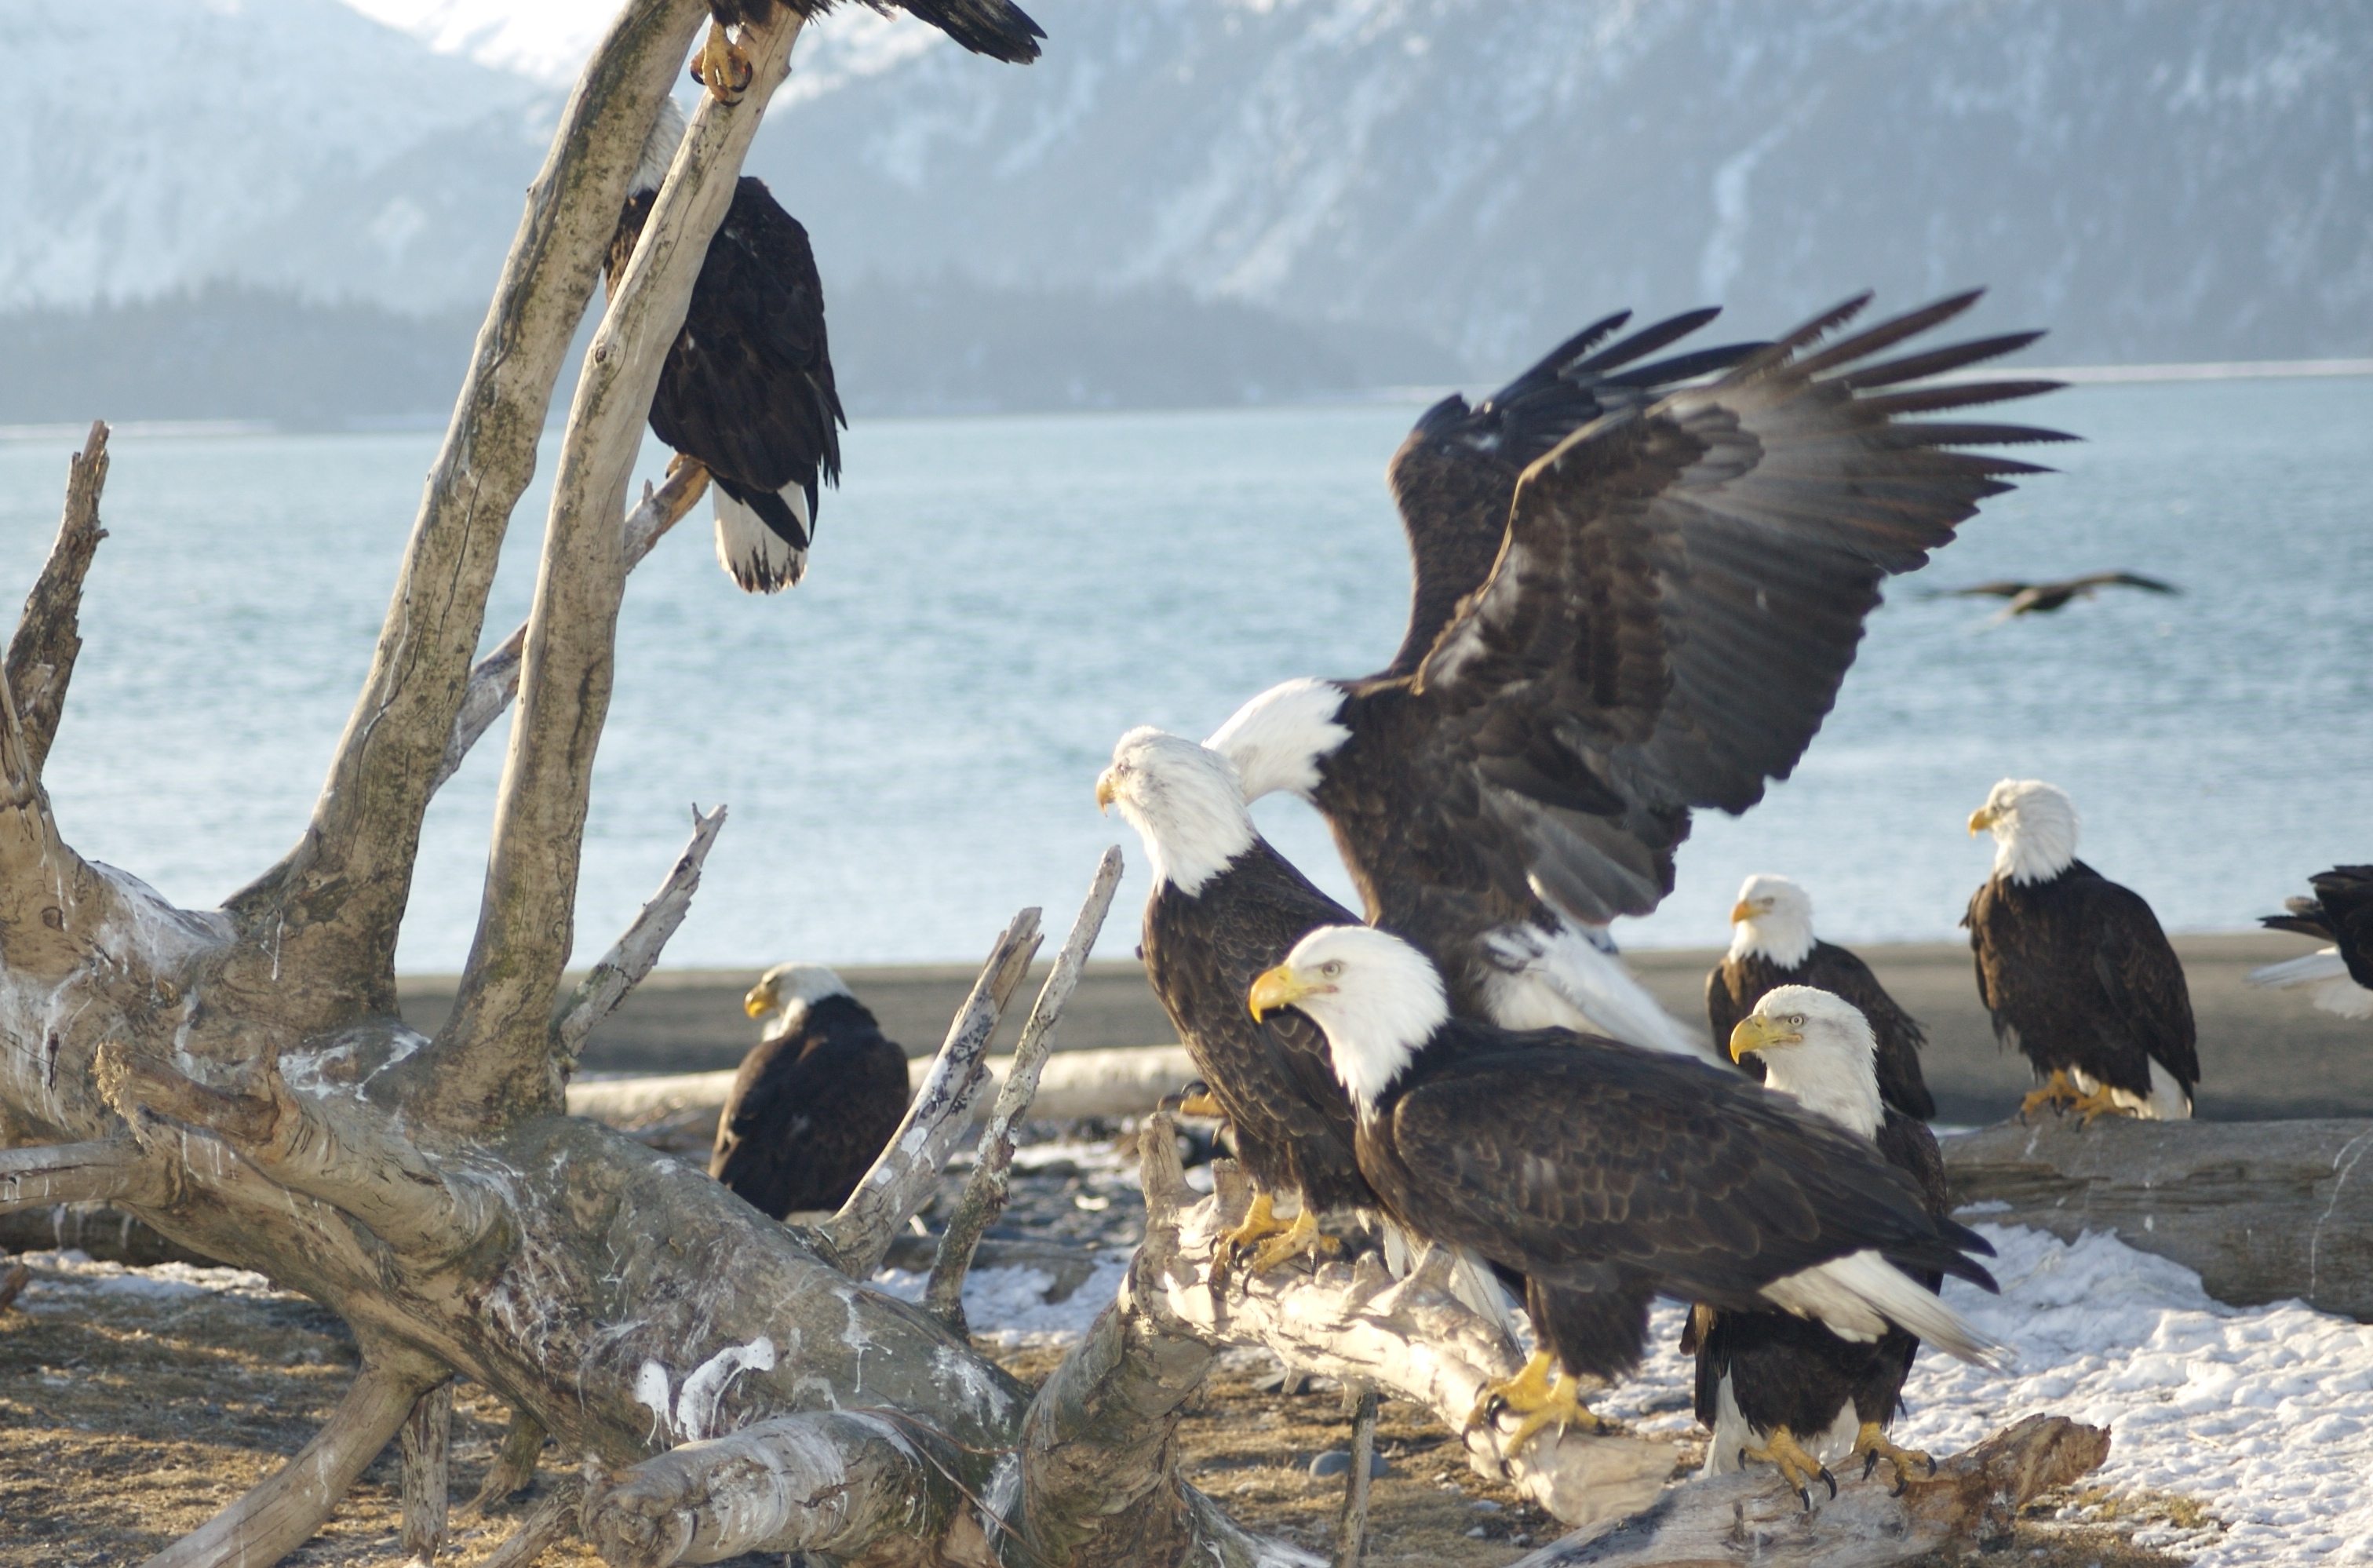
[{"left": 1, "top": 374, "right": 2368, "bottom": 974}]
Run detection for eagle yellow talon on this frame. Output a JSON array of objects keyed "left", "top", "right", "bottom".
[
  {"left": 1852, "top": 1422, "right": 1932, "bottom": 1496},
  {"left": 692, "top": 20, "right": 753, "bottom": 102},
  {"left": 1739, "top": 1426, "right": 1835, "bottom": 1510},
  {"left": 1162, "top": 1085, "right": 1224, "bottom": 1119},
  {"left": 2069, "top": 1083, "right": 2138, "bottom": 1125},
  {"left": 1464, "top": 1351, "right": 1602, "bottom": 1453},
  {"left": 2018, "top": 1068, "right": 2081, "bottom": 1121},
  {"left": 1238, "top": 1204, "right": 1336, "bottom": 1277}
]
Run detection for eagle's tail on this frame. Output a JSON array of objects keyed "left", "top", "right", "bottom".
[
  {"left": 1757, "top": 1250, "right": 2010, "bottom": 1370},
  {"left": 2249, "top": 948, "right": 2373, "bottom": 1018}
]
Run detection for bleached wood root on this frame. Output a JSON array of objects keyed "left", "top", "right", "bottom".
[
  {"left": 400, "top": 1381, "right": 455, "bottom": 1561},
  {"left": 553, "top": 804, "right": 727, "bottom": 1062},
  {"left": 1507, "top": 1413, "right": 2110, "bottom": 1566},
  {"left": 1945, "top": 1113, "right": 2373, "bottom": 1319},
  {"left": 4, "top": 419, "right": 108, "bottom": 778},
  {"left": 432, "top": 465, "right": 709, "bottom": 795},
  {"left": 928, "top": 845, "right": 1125, "bottom": 1328},
  {"left": 0, "top": 1136, "right": 173, "bottom": 1213},
  {"left": 144, "top": 1354, "right": 443, "bottom": 1568},
  {"left": 584, "top": 1410, "right": 967, "bottom": 1566},
  {"left": 814, "top": 908, "right": 1044, "bottom": 1278},
  {"left": 566, "top": 1042, "right": 1197, "bottom": 1130},
  {"left": 1128, "top": 1117, "right": 1673, "bottom": 1531}
]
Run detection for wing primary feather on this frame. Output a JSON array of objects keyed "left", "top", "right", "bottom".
[
  {"left": 1859, "top": 378, "right": 2065, "bottom": 415},
  {"left": 1784, "top": 290, "right": 1985, "bottom": 379},
  {"left": 1492, "top": 312, "right": 1636, "bottom": 403},
  {"left": 1569, "top": 306, "right": 1725, "bottom": 375},
  {"left": 1839, "top": 331, "right": 2048, "bottom": 390},
  {"left": 1602, "top": 341, "right": 1766, "bottom": 388}
]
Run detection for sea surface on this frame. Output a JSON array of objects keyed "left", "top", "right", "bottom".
[{"left": 0, "top": 373, "right": 2367, "bottom": 975}]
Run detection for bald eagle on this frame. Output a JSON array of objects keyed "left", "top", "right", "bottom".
[
  {"left": 1708, "top": 875, "right": 1934, "bottom": 1121},
  {"left": 1248, "top": 925, "right": 1999, "bottom": 1448},
  {"left": 1210, "top": 291, "right": 2065, "bottom": 1065},
  {"left": 2253, "top": 866, "right": 2373, "bottom": 1019},
  {"left": 1686, "top": 986, "right": 1952, "bottom": 1507},
  {"left": 609, "top": 100, "right": 844, "bottom": 593},
  {"left": 692, "top": 0, "right": 1044, "bottom": 102},
  {"left": 712, "top": 964, "right": 911, "bottom": 1218},
  {"left": 1096, "top": 728, "right": 1376, "bottom": 1274},
  {"left": 1927, "top": 571, "right": 2179, "bottom": 619},
  {"left": 1964, "top": 779, "right": 2198, "bottom": 1121}
]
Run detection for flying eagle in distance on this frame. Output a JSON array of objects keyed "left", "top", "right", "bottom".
[
  {"left": 1963, "top": 779, "right": 2200, "bottom": 1121},
  {"left": 2252, "top": 865, "right": 2373, "bottom": 1019},
  {"left": 712, "top": 964, "right": 912, "bottom": 1218},
  {"left": 609, "top": 99, "right": 845, "bottom": 593},
  {"left": 1248, "top": 926, "right": 2001, "bottom": 1448},
  {"left": 691, "top": 0, "right": 1044, "bottom": 102},
  {"left": 1688, "top": 987, "right": 1955, "bottom": 1508},
  {"left": 1709, "top": 874, "right": 1935, "bottom": 1121},
  {"left": 1926, "top": 571, "right": 2180, "bottom": 619},
  {"left": 1211, "top": 290, "right": 2069, "bottom": 1063}
]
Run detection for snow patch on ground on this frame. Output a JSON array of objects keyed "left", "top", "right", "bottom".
[
  {"left": 1593, "top": 1223, "right": 2373, "bottom": 1565},
  {"left": 14, "top": 1250, "right": 280, "bottom": 1302},
  {"left": 872, "top": 1256, "right": 1133, "bottom": 1347}
]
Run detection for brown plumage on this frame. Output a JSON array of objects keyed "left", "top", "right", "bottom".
[
  {"left": 713, "top": 974, "right": 909, "bottom": 1219},
  {"left": 694, "top": 0, "right": 1042, "bottom": 101},
  {"left": 2262, "top": 865, "right": 2373, "bottom": 991}
]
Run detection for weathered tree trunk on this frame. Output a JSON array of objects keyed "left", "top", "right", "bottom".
[{"left": 1945, "top": 1114, "right": 2373, "bottom": 1319}]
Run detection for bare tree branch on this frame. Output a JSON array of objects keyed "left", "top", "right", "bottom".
[
  {"left": 466, "top": 1409, "right": 549, "bottom": 1517},
  {"left": 4, "top": 421, "right": 108, "bottom": 779},
  {"left": 815, "top": 909, "right": 1044, "bottom": 1278},
  {"left": 0, "top": 1137, "right": 172, "bottom": 1214},
  {"left": 583, "top": 1410, "right": 969, "bottom": 1566},
  {"left": 477, "top": 1478, "right": 582, "bottom": 1568},
  {"left": 928, "top": 846, "right": 1124, "bottom": 1329},
  {"left": 432, "top": 463, "right": 709, "bottom": 796},
  {"left": 552, "top": 804, "right": 727, "bottom": 1065},
  {"left": 147, "top": 1354, "right": 443, "bottom": 1568},
  {"left": 433, "top": 6, "right": 807, "bottom": 1125},
  {"left": 215, "top": 0, "right": 711, "bottom": 1024}
]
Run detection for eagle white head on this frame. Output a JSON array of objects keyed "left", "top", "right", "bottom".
[
  {"left": 1095, "top": 727, "right": 1256, "bottom": 895},
  {"left": 1967, "top": 778, "right": 2079, "bottom": 885},
  {"left": 1248, "top": 924, "right": 1449, "bottom": 1118},
  {"left": 744, "top": 962, "right": 852, "bottom": 1038},
  {"left": 1727, "top": 984, "right": 1883, "bottom": 1141},
  {"left": 1729, "top": 873, "right": 1816, "bottom": 967}
]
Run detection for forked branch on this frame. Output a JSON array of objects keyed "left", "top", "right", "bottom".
[
  {"left": 435, "top": 5, "right": 807, "bottom": 1124},
  {"left": 225, "top": 0, "right": 710, "bottom": 1007},
  {"left": 928, "top": 845, "right": 1125, "bottom": 1328},
  {"left": 815, "top": 907, "right": 1044, "bottom": 1278}
]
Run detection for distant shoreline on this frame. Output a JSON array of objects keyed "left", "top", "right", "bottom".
[{"left": 6, "top": 356, "right": 2368, "bottom": 447}]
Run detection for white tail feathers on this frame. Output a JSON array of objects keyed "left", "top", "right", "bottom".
[
  {"left": 713, "top": 487, "right": 809, "bottom": 593},
  {"left": 1482, "top": 920, "right": 1722, "bottom": 1066},
  {"left": 2250, "top": 948, "right": 2373, "bottom": 1019},
  {"left": 1757, "top": 1249, "right": 2009, "bottom": 1370}
]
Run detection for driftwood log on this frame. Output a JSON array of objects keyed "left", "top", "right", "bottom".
[{"left": 1945, "top": 1115, "right": 2373, "bottom": 1319}]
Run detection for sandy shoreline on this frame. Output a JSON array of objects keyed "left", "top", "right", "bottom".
[{"left": 398, "top": 931, "right": 2366, "bottom": 1127}]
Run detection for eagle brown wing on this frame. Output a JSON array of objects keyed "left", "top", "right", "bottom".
[
  {"left": 2263, "top": 866, "right": 2373, "bottom": 991},
  {"left": 1381, "top": 309, "right": 1759, "bottom": 677},
  {"left": 1373, "top": 1036, "right": 1992, "bottom": 1306},
  {"left": 1332, "top": 293, "right": 2068, "bottom": 928}
]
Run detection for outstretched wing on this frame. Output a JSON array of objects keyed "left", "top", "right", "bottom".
[
  {"left": 2069, "top": 571, "right": 2181, "bottom": 595},
  {"left": 1381, "top": 310, "right": 1761, "bottom": 677},
  {"left": 2268, "top": 866, "right": 2373, "bottom": 991},
  {"left": 1336, "top": 292, "right": 2069, "bottom": 925}
]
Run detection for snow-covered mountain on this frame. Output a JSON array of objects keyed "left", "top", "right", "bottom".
[
  {"left": 4, "top": 0, "right": 2368, "bottom": 369},
  {"left": 745, "top": 0, "right": 2373, "bottom": 368},
  {"left": 0, "top": 0, "right": 551, "bottom": 312}
]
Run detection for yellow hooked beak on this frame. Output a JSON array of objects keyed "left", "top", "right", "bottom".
[
  {"left": 1729, "top": 899, "right": 1765, "bottom": 924},
  {"left": 1729, "top": 1012, "right": 1800, "bottom": 1063},
  {"left": 1967, "top": 804, "right": 1999, "bottom": 836},
  {"left": 1248, "top": 962, "right": 1329, "bottom": 1023},
  {"left": 1095, "top": 768, "right": 1118, "bottom": 813},
  {"left": 743, "top": 980, "right": 777, "bottom": 1019}
]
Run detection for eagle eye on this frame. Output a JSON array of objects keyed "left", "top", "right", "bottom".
[{"left": 1319, "top": 960, "right": 1343, "bottom": 979}]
